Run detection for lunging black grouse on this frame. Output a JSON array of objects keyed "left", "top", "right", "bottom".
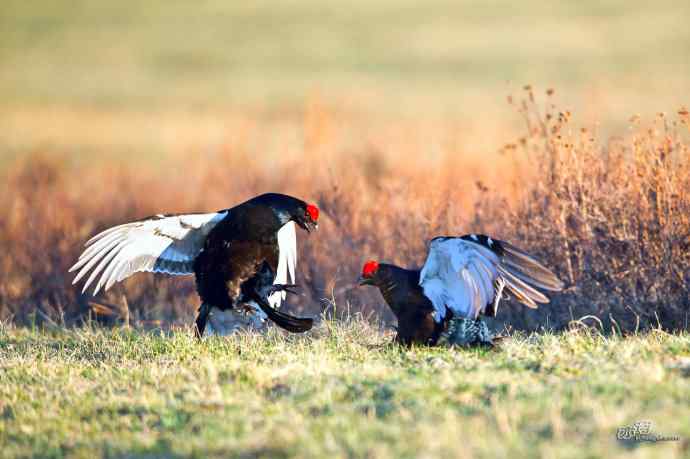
[
  {"left": 358, "top": 234, "right": 563, "bottom": 346},
  {"left": 70, "top": 193, "right": 319, "bottom": 336}
]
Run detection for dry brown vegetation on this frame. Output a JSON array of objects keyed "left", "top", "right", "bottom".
[{"left": 1, "top": 89, "right": 688, "bottom": 333}]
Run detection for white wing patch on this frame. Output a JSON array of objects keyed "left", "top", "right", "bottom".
[
  {"left": 69, "top": 211, "right": 227, "bottom": 294},
  {"left": 419, "top": 238, "right": 501, "bottom": 322},
  {"left": 268, "top": 221, "right": 298, "bottom": 308}
]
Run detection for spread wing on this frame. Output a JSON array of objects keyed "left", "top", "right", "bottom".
[
  {"left": 69, "top": 211, "right": 228, "bottom": 294},
  {"left": 268, "top": 221, "right": 297, "bottom": 308},
  {"left": 418, "top": 235, "right": 564, "bottom": 322}
]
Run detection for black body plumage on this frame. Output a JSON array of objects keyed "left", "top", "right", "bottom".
[
  {"left": 366, "top": 264, "right": 445, "bottom": 345},
  {"left": 192, "top": 193, "right": 314, "bottom": 335}
]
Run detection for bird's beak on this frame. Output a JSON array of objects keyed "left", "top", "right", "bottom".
[
  {"left": 296, "top": 219, "right": 317, "bottom": 233},
  {"left": 357, "top": 275, "right": 370, "bottom": 286}
]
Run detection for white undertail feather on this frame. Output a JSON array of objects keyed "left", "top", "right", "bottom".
[
  {"left": 69, "top": 212, "right": 227, "bottom": 294},
  {"left": 268, "top": 221, "right": 298, "bottom": 308},
  {"left": 439, "top": 317, "right": 493, "bottom": 346},
  {"left": 419, "top": 237, "right": 563, "bottom": 322}
]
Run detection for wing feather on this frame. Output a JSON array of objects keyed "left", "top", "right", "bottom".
[
  {"left": 496, "top": 265, "right": 549, "bottom": 304},
  {"left": 269, "top": 221, "right": 298, "bottom": 308},
  {"left": 70, "top": 211, "right": 227, "bottom": 294},
  {"left": 419, "top": 236, "right": 562, "bottom": 322}
]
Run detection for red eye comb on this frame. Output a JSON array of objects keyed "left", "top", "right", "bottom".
[
  {"left": 306, "top": 204, "right": 319, "bottom": 221},
  {"left": 362, "top": 260, "right": 379, "bottom": 277}
]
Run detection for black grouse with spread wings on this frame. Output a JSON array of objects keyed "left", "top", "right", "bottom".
[
  {"left": 70, "top": 193, "right": 319, "bottom": 336},
  {"left": 358, "top": 234, "right": 564, "bottom": 346}
]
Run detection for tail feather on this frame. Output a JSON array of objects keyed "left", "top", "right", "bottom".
[{"left": 439, "top": 317, "right": 494, "bottom": 347}]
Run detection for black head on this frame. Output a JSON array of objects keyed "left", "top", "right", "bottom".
[{"left": 250, "top": 193, "right": 319, "bottom": 232}]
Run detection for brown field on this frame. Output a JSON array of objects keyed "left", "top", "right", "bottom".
[
  {"left": 1, "top": 90, "right": 688, "bottom": 333},
  {"left": 1, "top": 0, "right": 690, "bottom": 334}
]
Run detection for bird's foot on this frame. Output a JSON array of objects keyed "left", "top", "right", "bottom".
[{"left": 265, "top": 284, "right": 300, "bottom": 297}]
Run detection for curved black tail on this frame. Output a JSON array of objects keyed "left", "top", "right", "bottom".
[
  {"left": 247, "top": 285, "right": 314, "bottom": 333},
  {"left": 255, "top": 299, "right": 314, "bottom": 333}
]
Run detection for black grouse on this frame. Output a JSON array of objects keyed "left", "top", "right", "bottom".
[
  {"left": 358, "top": 234, "right": 563, "bottom": 346},
  {"left": 70, "top": 193, "right": 319, "bottom": 336}
]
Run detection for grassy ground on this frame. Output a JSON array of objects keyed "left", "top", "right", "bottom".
[{"left": 1, "top": 321, "right": 688, "bottom": 458}]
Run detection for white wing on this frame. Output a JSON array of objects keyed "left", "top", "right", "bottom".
[
  {"left": 268, "top": 221, "right": 297, "bottom": 308},
  {"left": 419, "top": 236, "right": 563, "bottom": 322},
  {"left": 69, "top": 211, "right": 227, "bottom": 294},
  {"left": 419, "top": 238, "right": 500, "bottom": 321}
]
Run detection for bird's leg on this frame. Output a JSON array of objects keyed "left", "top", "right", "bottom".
[
  {"left": 195, "top": 303, "right": 211, "bottom": 339},
  {"left": 238, "top": 302, "right": 258, "bottom": 315}
]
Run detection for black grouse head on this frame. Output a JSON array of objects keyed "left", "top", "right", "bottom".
[
  {"left": 357, "top": 260, "right": 381, "bottom": 286},
  {"left": 252, "top": 193, "right": 319, "bottom": 232}
]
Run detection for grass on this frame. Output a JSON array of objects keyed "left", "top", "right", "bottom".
[{"left": 1, "top": 321, "right": 688, "bottom": 458}]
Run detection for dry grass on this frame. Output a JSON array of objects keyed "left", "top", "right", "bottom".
[{"left": 1, "top": 88, "right": 688, "bottom": 332}]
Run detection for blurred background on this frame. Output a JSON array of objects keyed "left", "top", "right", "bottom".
[
  {"left": 1, "top": 1, "right": 688, "bottom": 331},
  {"left": 3, "top": 1, "right": 690, "bottom": 158}
]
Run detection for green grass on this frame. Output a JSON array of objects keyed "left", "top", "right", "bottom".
[{"left": 1, "top": 321, "right": 688, "bottom": 458}]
